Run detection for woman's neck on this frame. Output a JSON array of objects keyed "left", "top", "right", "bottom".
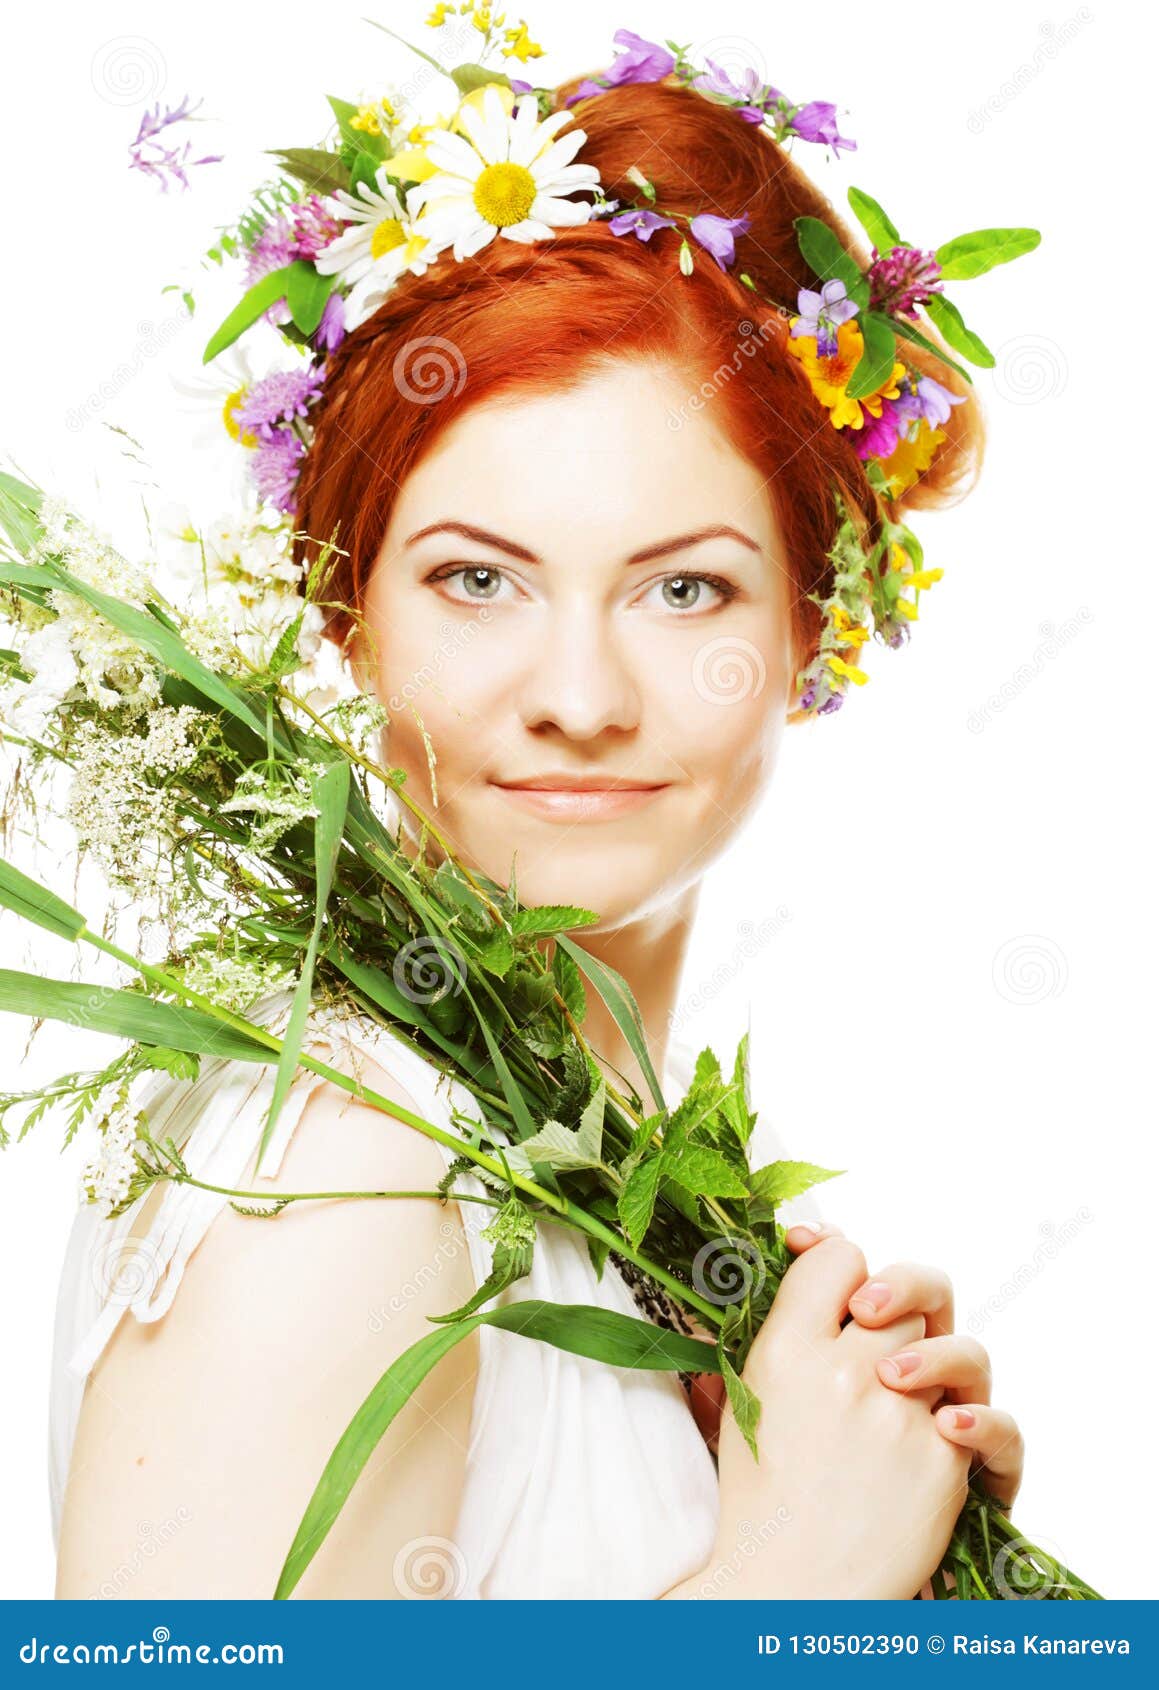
[{"left": 565, "top": 884, "right": 700, "bottom": 1107}]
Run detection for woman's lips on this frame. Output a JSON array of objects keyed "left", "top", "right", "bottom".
[{"left": 488, "top": 781, "right": 670, "bottom": 822}]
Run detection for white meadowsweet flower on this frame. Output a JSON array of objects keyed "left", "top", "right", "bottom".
[
  {"left": 315, "top": 167, "right": 450, "bottom": 330},
  {"left": 8, "top": 619, "right": 79, "bottom": 739},
  {"left": 82, "top": 1100, "right": 145, "bottom": 1216},
  {"left": 405, "top": 85, "right": 601, "bottom": 261}
]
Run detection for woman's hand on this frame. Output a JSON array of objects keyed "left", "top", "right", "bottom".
[
  {"left": 679, "top": 1222, "right": 979, "bottom": 1600},
  {"left": 831, "top": 1225, "right": 1025, "bottom": 1511}
]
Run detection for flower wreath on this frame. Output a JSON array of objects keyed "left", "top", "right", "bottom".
[{"left": 195, "top": 3, "right": 1039, "bottom": 717}]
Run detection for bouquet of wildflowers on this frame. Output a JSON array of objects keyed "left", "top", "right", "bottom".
[{"left": 0, "top": 471, "right": 1099, "bottom": 1600}]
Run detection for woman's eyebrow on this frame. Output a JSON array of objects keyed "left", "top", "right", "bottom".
[{"left": 405, "top": 520, "right": 763, "bottom": 564}]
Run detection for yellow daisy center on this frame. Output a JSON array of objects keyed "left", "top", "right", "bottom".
[
  {"left": 222, "top": 386, "right": 256, "bottom": 447},
  {"left": 473, "top": 161, "right": 537, "bottom": 228},
  {"left": 371, "top": 217, "right": 407, "bottom": 260}
]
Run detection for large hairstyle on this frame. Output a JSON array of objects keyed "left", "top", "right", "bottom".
[{"left": 295, "top": 77, "right": 985, "bottom": 674}]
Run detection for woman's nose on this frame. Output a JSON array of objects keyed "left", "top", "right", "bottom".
[{"left": 514, "top": 605, "right": 641, "bottom": 740}]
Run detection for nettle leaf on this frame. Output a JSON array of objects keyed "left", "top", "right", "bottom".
[
  {"left": 619, "top": 1109, "right": 663, "bottom": 1182},
  {"left": 693, "top": 1047, "right": 722, "bottom": 1087},
  {"left": 847, "top": 185, "right": 902, "bottom": 253},
  {"left": 586, "top": 1235, "right": 610, "bottom": 1280},
  {"left": 663, "top": 1143, "right": 749, "bottom": 1199},
  {"left": 506, "top": 1077, "right": 607, "bottom": 1174},
  {"left": 845, "top": 309, "right": 900, "bottom": 400},
  {"left": 659, "top": 1174, "right": 702, "bottom": 1227},
  {"left": 720, "top": 1035, "right": 756, "bottom": 1146},
  {"left": 933, "top": 226, "right": 1041, "bottom": 282},
  {"left": 511, "top": 904, "right": 599, "bottom": 937},
  {"left": 136, "top": 1045, "right": 201, "bottom": 1082},
  {"left": 719, "top": 1347, "right": 762, "bottom": 1460},
  {"left": 661, "top": 1081, "right": 727, "bottom": 1160},
  {"left": 267, "top": 147, "right": 350, "bottom": 197},
  {"left": 748, "top": 1159, "right": 844, "bottom": 1204},
  {"left": 475, "top": 930, "right": 515, "bottom": 978},
  {"left": 552, "top": 942, "right": 586, "bottom": 1021},
  {"left": 429, "top": 1236, "right": 533, "bottom": 1323},
  {"left": 922, "top": 293, "right": 995, "bottom": 368},
  {"left": 618, "top": 1153, "right": 664, "bottom": 1249}
]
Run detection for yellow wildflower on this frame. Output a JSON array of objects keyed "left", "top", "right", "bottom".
[
  {"left": 831, "top": 605, "right": 869, "bottom": 647},
  {"left": 351, "top": 106, "right": 383, "bottom": 137},
  {"left": 426, "top": 3, "right": 452, "bottom": 24},
  {"left": 878, "top": 418, "right": 946, "bottom": 497},
  {"left": 785, "top": 318, "right": 905, "bottom": 431},
  {"left": 895, "top": 598, "right": 919, "bottom": 621},
  {"left": 826, "top": 653, "right": 869, "bottom": 686},
  {"left": 502, "top": 20, "right": 545, "bottom": 61},
  {"left": 905, "top": 567, "right": 944, "bottom": 591}
]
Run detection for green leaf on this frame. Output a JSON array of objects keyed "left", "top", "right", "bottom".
[
  {"left": 845, "top": 309, "right": 901, "bottom": 400},
  {"left": 748, "top": 1159, "right": 843, "bottom": 1203},
  {"left": 887, "top": 313, "right": 973, "bottom": 386},
  {"left": 933, "top": 226, "right": 1041, "bottom": 282},
  {"left": 255, "top": 760, "right": 350, "bottom": 1175},
  {"left": 506, "top": 1078, "right": 606, "bottom": 1174},
  {"left": 0, "top": 857, "right": 86, "bottom": 942},
  {"left": 428, "top": 1236, "right": 534, "bottom": 1323},
  {"left": 136, "top": 1045, "right": 201, "bottom": 1082},
  {"left": 617, "top": 1152, "right": 663, "bottom": 1248},
  {"left": 475, "top": 930, "right": 515, "bottom": 977},
  {"left": 0, "top": 470, "right": 44, "bottom": 556},
  {"left": 326, "top": 95, "right": 389, "bottom": 161},
  {"left": 551, "top": 943, "right": 586, "bottom": 1020},
  {"left": 793, "top": 215, "right": 867, "bottom": 304},
  {"left": 663, "top": 1143, "right": 750, "bottom": 1199},
  {"left": 451, "top": 63, "right": 511, "bottom": 95},
  {"left": 285, "top": 260, "right": 334, "bottom": 338},
  {"left": 719, "top": 1347, "right": 762, "bottom": 1460},
  {"left": 267, "top": 147, "right": 351, "bottom": 196},
  {"left": 923, "top": 294, "right": 995, "bottom": 368},
  {"left": 202, "top": 265, "right": 295, "bottom": 364},
  {"left": 720, "top": 1034, "right": 755, "bottom": 1146},
  {"left": 510, "top": 904, "right": 599, "bottom": 937},
  {"left": 0, "top": 971, "right": 275, "bottom": 1063},
  {"left": 692, "top": 1047, "right": 722, "bottom": 1087},
  {"left": 555, "top": 936, "right": 665, "bottom": 1111},
  {"left": 846, "top": 186, "right": 902, "bottom": 253},
  {"left": 275, "top": 1297, "right": 719, "bottom": 1597}
]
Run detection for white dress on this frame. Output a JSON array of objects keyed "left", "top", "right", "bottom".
[{"left": 48, "top": 996, "right": 818, "bottom": 1599}]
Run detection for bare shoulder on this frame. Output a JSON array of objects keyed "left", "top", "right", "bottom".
[{"left": 56, "top": 1043, "right": 480, "bottom": 1600}]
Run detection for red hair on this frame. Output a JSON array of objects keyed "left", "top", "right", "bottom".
[{"left": 295, "top": 78, "right": 985, "bottom": 673}]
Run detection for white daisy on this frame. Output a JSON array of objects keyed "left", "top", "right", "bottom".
[
  {"left": 315, "top": 166, "right": 448, "bottom": 330},
  {"left": 406, "top": 85, "right": 602, "bottom": 261}
]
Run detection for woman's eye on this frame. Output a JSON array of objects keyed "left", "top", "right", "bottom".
[
  {"left": 643, "top": 574, "right": 733, "bottom": 613},
  {"left": 432, "top": 565, "right": 510, "bottom": 603}
]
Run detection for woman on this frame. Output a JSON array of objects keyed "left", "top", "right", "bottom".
[{"left": 49, "top": 66, "right": 1022, "bottom": 1600}]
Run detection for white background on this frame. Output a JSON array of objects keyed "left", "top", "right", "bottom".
[{"left": 1, "top": 0, "right": 1154, "bottom": 1599}]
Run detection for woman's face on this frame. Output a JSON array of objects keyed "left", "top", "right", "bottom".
[{"left": 359, "top": 360, "right": 796, "bottom": 930}]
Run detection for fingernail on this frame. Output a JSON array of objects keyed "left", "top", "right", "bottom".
[
  {"left": 850, "top": 1280, "right": 891, "bottom": 1313},
  {"left": 879, "top": 1351, "right": 921, "bottom": 1380},
  {"left": 944, "top": 1407, "right": 976, "bottom": 1429},
  {"left": 790, "top": 1220, "right": 825, "bottom": 1235}
]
